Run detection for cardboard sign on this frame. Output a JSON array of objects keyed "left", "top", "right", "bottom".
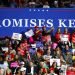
[
  {"left": 12, "top": 33, "right": 22, "bottom": 40},
  {"left": 50, "top": 59, "right": 60, "bottom": 66},
  {"left": 25, "top": 29, "right": 34, "bottom": 38}
]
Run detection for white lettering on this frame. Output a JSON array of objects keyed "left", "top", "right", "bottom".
[
  {"left": 38, "top": 19, "right": 45, "bottom": 27},
  {"left": 69, "top": 19, "right": 75, "bottom": 27},
  {"left": 12, "top": 19, "right": 23, "bottom": 27},
  {"left": 30, "top": 19, "right": 36, "bottom": 27},
  {"left": 2, "top": 19, "right": 11, "bottom": 27},
  {"left": 58, "top": 19, "right": 67, "bottom": 27},
  {"left": 46, "top": 19, "right": 53, "bottom": 27}
]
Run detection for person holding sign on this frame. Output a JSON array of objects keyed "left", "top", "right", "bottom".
[
  {"left": 64, "top": 28, "right": 70, "bottom": 41},
  {"left": 34, "top": 26, "right": 42, "bottom": 41},
  {"left": 50, "top": 61, "right": 60, "bottom": 75},
  {"left": 60, "top": 28, "right": 70, "bottom": 45}
]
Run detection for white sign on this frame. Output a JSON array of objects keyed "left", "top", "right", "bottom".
[
  {"left": 31, "top": 44, "right": 36, "bottom": 48},
  {"left": 72, "top": 49, "right": 75, "bottom": 54},
  {"left": 12, "top": 33, "right": 22, "bottom": 40},
  {"left": 60, "top": 34, "right": 69, "bottom": 42},
  {"left": 50, "top": 59, "right": 60, "bottom": 66},
  {"left": 1, "top": 47, "right": 8, "bottom": 52},
  {"left": 25, "top": 29, "right": 34, "bottom": 38},
  {"left": 43, "top": 55, "right": 52, "bottom": 60}
]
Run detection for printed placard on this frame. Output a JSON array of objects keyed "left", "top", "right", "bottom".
[
  {"left": 12, "top": 33, "right": 22, "bottom": 40},
  {"left": 50, "top": 59, "right": 60, "bottom": 66}
]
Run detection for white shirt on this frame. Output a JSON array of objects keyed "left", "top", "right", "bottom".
[{"left": 31, "top": 67, "right": 34, "bottom": 75}]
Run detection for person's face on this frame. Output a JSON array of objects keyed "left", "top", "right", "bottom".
[
  {"left": 47, "top": 50, "right": 51, "bottom": 55},
  {"left": 57, "top": 28, "right": 61, "bottom": 33},
  {"left": 21, "top": 71, "right": 26, "bottom": 75},
  {"left": 40, "top": 62, "right": 44, "bottom": 68},
  {"left": 42, "top": 26, "right": 46, "bottom": 31},
  {"left": 67, "top": 52, "right": 70, "bottom": 55},
  {"left": 48, "top": 46, "right": 51, "bottom": 50},
  {"left": 37, "top": 52, "right": 41, "bottom": 57},
  {"left": 52, "top": 62, "right": 57, "bottom": 68},
  {"left": 66, "top": 45, "right": 69, "bottom": 50},
  {"left": 16, "top": 71, "right": 20, "bottom": 75},
  {"left": 60, "top": 55, "right": 63, "bottom": 60},
  {"left": 20, "top": 44, "right": 23, "bottom": 48},
  {"left": 30, "top": 62, "right": 33, "bottom": 67},
  {"left": 43, "top": 27, "right": 46, "bottom": 30},
  {"left": 57, "top": 50, "right": 60, "bottom": 54},
  {"left": 54, "top": 62, "right": 57, "bottom": 66},
  {"left": 64, "top": 28, "right": 68, "bottom": 33},
  {"left": 50, "top": 70, "right": 54, "bottom": 73},
  {"left": 45, "top": 1, "right": 49, "bottom": 5}
]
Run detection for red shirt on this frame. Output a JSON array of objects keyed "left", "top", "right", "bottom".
[
  {"left": 55, "top": 32, "right": 61, "bottom": 42},
  {"left": 66, "top": 70, "right": 75, "bottom": 75}
]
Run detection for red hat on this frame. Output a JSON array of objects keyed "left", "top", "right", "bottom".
[
  {"left": 42, "top": 68, "right": 47, "bottom": 73},
  {"left": 50, "top": 67, "right": 54, "bottom": 71}
]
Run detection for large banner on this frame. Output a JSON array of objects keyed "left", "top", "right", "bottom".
[{"left": 0, "top": 8, "right": 75, "bottom": 37}]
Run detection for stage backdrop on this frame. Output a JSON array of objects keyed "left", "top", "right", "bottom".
[{"left": 0, "top": 8, "right": 75, "bottom": 37}]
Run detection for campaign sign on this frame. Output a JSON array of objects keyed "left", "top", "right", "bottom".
[
  {"left": 1, "top": 47, "right": 8, "bottom": 52},
  {"left": 12, "top": 33, "right": 22, "bottom": 40},
  {"left": 10, "top": 62, "right": 19, "bottom": 68},
  {"left": 60, "top": 34, "right": 69, "bottom": 42},
  {"left": 50, "top": 58, "right": 60, "bottom": 66},
  {"left": 0, "top": 8, "right": 75, "bottom": 37},
  {"left": 25, "top": 29, "right": 34, "bottom": 38}
]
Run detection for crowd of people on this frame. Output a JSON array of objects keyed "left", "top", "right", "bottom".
[
  {"left": 0, "top": 0, "right": 75, "bottom": 8},
  {"left": 0, "top": 26, "right": 75, "bottom": 75}
]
